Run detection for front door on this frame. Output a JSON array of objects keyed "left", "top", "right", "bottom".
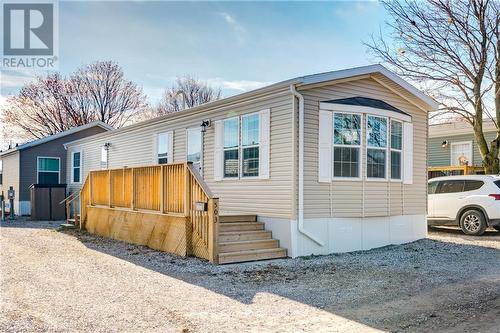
[{"left": 186, "top": 127, "right": 203, "bottom": 175}]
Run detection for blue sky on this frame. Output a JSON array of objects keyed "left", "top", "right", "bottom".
[{"left": 0, "top": 0, "right": 388, "bottom": 104}]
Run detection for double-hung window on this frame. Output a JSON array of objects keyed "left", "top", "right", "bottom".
[
  {"left": 0, "top": 159, "right": 3, "bottom": 185},
  {"left": 223, "top": 118, "right": 239, "bottom": 178},
  {"left": 38, "top": 157, "right": 60, "bottom": 185},
  {"left": 223, "top": 113, "right": 260, "bottom": 178},
  {"left": 367, "top": 115, "right": 388, "bottom": 179},
  {"left": 333, "top": 113, "right": 361, "bottom": 178},
  {"left": 157, "top": 133, "right": 169, "bottom": 164},
  {"left": 390, "top": 120, "right": 403, "bottom": 180},
  {"left": 71, "top": 151, "right": 82, "bottom": 183}
]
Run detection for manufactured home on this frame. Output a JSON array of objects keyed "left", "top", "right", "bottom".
[
  {"left": 428, "top": 120, "right": 489, "bottom": 178},
  {"left": 64, "top": 65, "right": 437, "bottom": 263},
  {"left": 0, "top": 122, "right": 112, "bottom": 215}
]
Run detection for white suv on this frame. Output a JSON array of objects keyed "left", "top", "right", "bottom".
[{"left": 428, "top": 175, "right": 500, "bottom": 235}]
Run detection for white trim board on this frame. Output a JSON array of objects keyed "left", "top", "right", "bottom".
[{"left": 320, "top": 102, "right": 412, "bottom": 122}]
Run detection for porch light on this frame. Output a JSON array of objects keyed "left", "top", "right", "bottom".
[
  {"left": 201, "top": 120, "right": 211, "bottom": 133},
  {"left": 441, "top": 140, "right": 449, "bottom": 148}
]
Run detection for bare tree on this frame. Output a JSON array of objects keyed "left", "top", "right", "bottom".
[
  {"left": 366, "top": 0, "right": 500, "bottom": 173},
  {"left": 1, "top": 61, "right": 147, "bottom": 141},
  {"left": 156, "top": 76, "right": 221, "bottom": 115}
]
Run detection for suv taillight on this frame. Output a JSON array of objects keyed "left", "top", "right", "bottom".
[{"left": 488, "top": 194, "right": 500, "bottom": 200}]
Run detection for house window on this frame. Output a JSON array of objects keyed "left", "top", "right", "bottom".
[
  {"left": 390, "top": 120, "right": 402, "bottom": 180},
  {"left": 241, "top": 113, "right": 260, "bottom": 177},
  {"left": 223, "top": 113, "right": 260, "bottom": 178},
  {"left": 0, "top": 160, "right": 3, "bottom": 185},
  {"left": 367, "top": 115, "right": 388, "bottom": 179},
  {"left": 37, "top": 157, "right": 60, "bottom": 185},
  {"left": 187, "top": 128, "right": 202, "bottom": 173},
  {"left": 223, "top": 118, "right": 239, "bottom": 178},
  {"left": 100, "top": 146, "right": 108, "bottom": 169},
  {"left": 157, "top": 133, "right": 169, "bottom": 164},
  {"left": 333, "top": 113, "right": 361, "bottom": 178},
  {"left": 451, "top": 141, "right": 472, "bottom": 166},
  {"left": 72, "top": 151, "right": 81, "bottom": 183}
]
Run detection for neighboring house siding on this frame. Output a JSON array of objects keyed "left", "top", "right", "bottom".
[
  {"left": 17, "top": 126, "right": 108, "bottom": 202},
  {"left": 67, "top": 89, "right": 295, "bottom": 219},
  {"left": 0, "top": 152, "right": 20, "bottom": 212},
  {"left": 428, "top": 132, "right": 496, "bottom": 167},
  {"left": 300, "top": 77, "right": 428, "bottom": 219}
]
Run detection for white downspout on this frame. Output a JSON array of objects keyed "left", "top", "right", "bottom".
[{"left": 290, "top": 84, "right": 324, "bottom": 246}]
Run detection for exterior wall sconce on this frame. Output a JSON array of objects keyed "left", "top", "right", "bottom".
[
  {"left": 201, "top": 120, "right": 211, "bottom": 133},
  {"left": 441, "top": 140, "right": 449, "bottom": 148},
  {"left": 104, "top": 142, "right": 111, "bottom": 150}
]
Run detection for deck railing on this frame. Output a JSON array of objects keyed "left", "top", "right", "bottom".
[
  {"left": 79, "top": 162, "right": 219, "bottom": 263},
  {"left": 427, "top": 165, "right": 485, "bottom": 179}
]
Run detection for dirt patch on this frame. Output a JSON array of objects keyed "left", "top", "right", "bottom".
[{"left": 1, "top": 220, "right": 499, "bottom": 332}]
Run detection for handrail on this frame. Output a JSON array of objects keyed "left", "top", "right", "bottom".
[
  {"left": 60, "top": 191, "right": 78, "bottom": 205},
  {"left": 186, "top": 162, "right": 216, "bottom": 199}
]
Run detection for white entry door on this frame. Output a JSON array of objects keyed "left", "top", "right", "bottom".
[{"left": 450, "top": 141, "right": 472, "bottom": 166}]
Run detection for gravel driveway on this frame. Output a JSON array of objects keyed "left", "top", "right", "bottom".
[{"left": 1, "top": 220, "right": 499, "bottom": 333}]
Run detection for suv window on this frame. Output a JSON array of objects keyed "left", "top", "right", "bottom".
[
  {"left": 494, "top": 180, "right": 500, "bottom": 189},
  {"left": 436, "top": 180, "right": 464, "bottom": 194},
  {"left": 428, "top": 181, "right": 438, "bottom": 194},
  {"left": 464, "top": 180, "right": 484, "bottom": 191}
]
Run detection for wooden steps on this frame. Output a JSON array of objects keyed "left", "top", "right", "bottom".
[{"left": 218, "top": 215, "right": 287, "bottom": 264}]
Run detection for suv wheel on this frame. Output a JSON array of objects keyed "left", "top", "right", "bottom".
[{"left": 460, "top": 210, "right": 487, "bottom": 236}]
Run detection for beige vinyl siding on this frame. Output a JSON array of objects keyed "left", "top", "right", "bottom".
[
  {"left": 300, "top": 77, "right": 428, "bottom": 218},
  {"left": 67, "top": 89, "right": 295, "bottom": 218},
  {"left": 0, "top": 151, "right": 20, "bottom": 209}
]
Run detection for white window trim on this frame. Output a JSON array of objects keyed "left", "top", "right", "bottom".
[
  {"left": 222, "top": 112, "right": 261, "bottom": 180},
  {"left": 186, "top": 127, "right": 203, "bottom": 174},
  {"left": 332, "top": 111, "right": 363, "bottom": 181},
  {"left": 366, "top": 115, "right": 389, "bottom": 181},
  {"left": 36, "top": 156, "right": 61, "bottom": 184},
  {"left": 390, "top": 120, "right": 403, "bottom": 182},
  {"left": 450, "top": 141, "right": 473, "bottom": 166},
  {"left": 100, "top": 146, "right": 108, "bottom": 169},
  {"left": 320, "top": 102, "right": 412, "bottom": 123},
  {"left": 71, "top": 151, "right": 82, "bottom": 184}
]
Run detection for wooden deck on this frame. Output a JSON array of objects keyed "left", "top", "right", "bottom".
[
  {"left": 74, "top": 162, "right": 287, "bottom": 264},
  {"left": 428, "top": 165, "right": 485, "bottom": 179}
]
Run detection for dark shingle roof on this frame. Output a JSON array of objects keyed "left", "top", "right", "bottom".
[{"left": 322, "top": 96, "right": 410, "bottom": 117}]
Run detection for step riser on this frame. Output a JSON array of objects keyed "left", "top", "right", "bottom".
[
  {"left": 220, "top": 215, "right": 257, "bottom": 223},
  {"left": 219, "top": 223, "right": 264, "bottom": 232},
  {"left": 219, "top": 249, "right": 287, "bottom": 265},
  {"left": 219, "top": 232, "right": 271, "bottom": 242},
  {"left": 219, "top": 240, "right": 279, "bottom": 253}
]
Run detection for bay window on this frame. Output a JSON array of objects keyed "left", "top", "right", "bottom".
[
  {"left": 390, "top": 120, "right": 402, "bottom": 180},
  {"left": 367, "top": 115, "right": 388, "bottom": 179},
  {"left": 223, "top": 113, "right": 260, "bottom": 178},
  {"left": 333, "top": 113, "right": 361, "bottom": 178}
]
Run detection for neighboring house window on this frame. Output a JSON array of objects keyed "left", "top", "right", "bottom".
[
  {"left": 390, "top": 120, "right": 403, "bottom": 180},
  {"left": 451, "top": 141, "right": 472, "bottom": 166},
  {"left": 241, "top": 113, "right": 260, "bottom": 177},
  {"left": 72, "top": 151, "right": 82, "bottom": 183},
  {"left": 367, "top": 115, "right": 388, "bottom": 179},
  {"left": 37, "top": 157, "right": 60, "bottom": 185},
  {"left": 333, "top": 113, "right": 361, "bottom": 178},
  {"left": 223, "top": 117, "right": 239, "bottom": 178},
  {"left": 0, "top": 160, "right": 3, "bottom": 185},
  {"left": 187, "top": 127, "right": 202, "bottom": 173},
  {"left": 101, "top": 146, "right": 108, "bottom": 169},
  {"left": 222, "top": 113, "right": 260, "bottom": 178},
  {"left": 157, "top": 133, "right": 169, "bottom": 164}
]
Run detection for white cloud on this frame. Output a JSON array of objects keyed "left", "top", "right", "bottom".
[
  {"left": 207, "top": 77, "right": 273, "bottom": 93},
  {"left": 0, "top": 70, "right": 37, "bottom": 89},
  {"left": 218, "top": 12, "right": 246, "bottom": 43}
]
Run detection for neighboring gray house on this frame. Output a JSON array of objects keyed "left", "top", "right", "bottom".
[
  {"left": 428, "top": 120, "right": 496, "bottom": 168},
  {"left": 65, "top": 65, "right": 437, "bottom": 258},
  {"left": 0, "top": 122, "right": 112, "bottom": 215}
]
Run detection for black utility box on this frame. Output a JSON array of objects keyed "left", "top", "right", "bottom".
[{"left": 30, "top": 184, "right": 67, "bottom": 220}]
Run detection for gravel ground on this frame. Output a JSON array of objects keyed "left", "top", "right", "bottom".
[{"left": 1, "top": 220, "right": 499, "bottom": 333}]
